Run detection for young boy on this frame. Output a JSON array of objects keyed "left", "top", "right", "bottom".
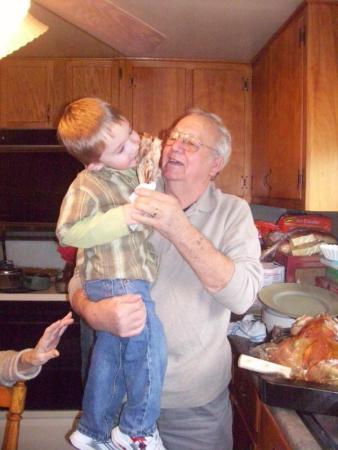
[{"left": 56, "top": 97, "right": 167, "bottom": 450}]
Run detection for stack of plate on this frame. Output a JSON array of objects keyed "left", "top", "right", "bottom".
[{"left": 258, "top": 283, "right": 338, "bottom": 331}]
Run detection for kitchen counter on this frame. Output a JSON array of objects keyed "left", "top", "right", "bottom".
[
  {"left": 0, "top": 286, "right": 67, "bottom": 301},
  {"left": 230, "top": 336, "right": 326, "bottom": 450}
]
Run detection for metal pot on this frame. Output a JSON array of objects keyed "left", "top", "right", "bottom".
[
  {"left": 262, "top": 306, "right": 295, "bottom": 332},
  {"left": 0, "top": 260, "right": 24, "bottom": 290}
]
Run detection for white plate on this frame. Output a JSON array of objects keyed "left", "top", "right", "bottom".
[{"left": 258, "top": 283, "right": 338, "bottom": 318}]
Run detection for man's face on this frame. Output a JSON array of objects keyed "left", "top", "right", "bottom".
[
  {"left": 97, "top": 119, "right": 140, "bottom": 170},
  {"left": 161, "top": 114, "right": 222, "bottom": 187}
]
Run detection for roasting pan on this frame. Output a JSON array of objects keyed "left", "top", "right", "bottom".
[{"left": 257, "top": 373, "right": 338, "bottom": 416}]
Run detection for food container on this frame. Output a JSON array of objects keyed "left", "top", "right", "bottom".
[
  {"left": 0, "top": 260, "right": 24, "bottom": 290},
  {"left": 261, "top": 306, "right": 295, "bottom": 332},
  {"left": 23, "top": 273, "right": 51, "bottom": 291}
]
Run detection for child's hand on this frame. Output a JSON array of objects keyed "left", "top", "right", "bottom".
[{"left": 123, "top": 204, "right": 139, "bottom": 225}]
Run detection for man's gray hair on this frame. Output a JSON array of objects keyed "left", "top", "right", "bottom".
[{"left": 186, "top": 107, "right": 232, "bottom": 169}]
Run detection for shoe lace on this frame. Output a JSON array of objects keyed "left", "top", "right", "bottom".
[{"left": 131, "top": 436, "right": 147, "bottom": 449}]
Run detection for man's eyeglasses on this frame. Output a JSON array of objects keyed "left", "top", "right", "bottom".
[{"left": 165, "top": 130, "right": 216, "bottom": 153}]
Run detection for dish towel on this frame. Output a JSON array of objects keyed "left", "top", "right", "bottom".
[{"left": 227, "top": 314, "right": 267, "bottom": 343}]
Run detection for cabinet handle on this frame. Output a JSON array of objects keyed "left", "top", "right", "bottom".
[
  {"left": 46, "top": 104, "right": 51, "bottom": 123},
  {"left": 263, "top": 169, "right": 272, "bottom": 192}
]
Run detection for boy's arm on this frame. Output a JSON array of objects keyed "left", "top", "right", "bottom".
[{"left": 59, "top": 205, "right": 131, "bottom": 248}]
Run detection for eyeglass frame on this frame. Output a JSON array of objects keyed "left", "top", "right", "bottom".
[{"left": 165, "top": 129, "right": 218, "bottom": 153}]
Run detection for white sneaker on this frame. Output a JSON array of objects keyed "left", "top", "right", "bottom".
[
  {"left": 111, "top": 426, "right": 166, "bottom": 450},
  {"left": 70, "top": 429, "right": 116, "bottom": 450}
]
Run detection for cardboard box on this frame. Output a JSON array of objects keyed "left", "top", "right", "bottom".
[{"left": 274, "top": 253, "right": 325, "bottom": 285}]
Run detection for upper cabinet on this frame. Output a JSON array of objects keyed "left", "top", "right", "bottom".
[
  {"left": 252, "top": 1, "right": 338, "bottom": 211},
  {"left": 0, "top": 59, "right": 55, "bottom": 128},
  {"left": 121, "top": 59, "right": 251, "bottom": 199},
  {"left": 120, "top": 60, "right": 187, "bottom": 136},
  {"left": 0, "top": 57, "right": 251, "bottom": 199},
  {"left": 189, "top": 63, "right": 251, "bottom": 199},
  {"left": 65, "top": 59, "right": 120, "bottom": 108}
]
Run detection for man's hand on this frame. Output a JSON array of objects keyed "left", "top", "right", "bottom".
[
  {"left": 19, "top": 312, "right": 74, "bottom": 369},
  {"left": 73, "top": 289, "right": 146, "bottom": 337},
  {"left": 131, "top": 188, "right": 189, "bottom": 240}
]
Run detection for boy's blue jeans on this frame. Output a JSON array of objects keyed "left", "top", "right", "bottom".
[{"left": 77, "top": 279, "right": 167, "bottom": 441}]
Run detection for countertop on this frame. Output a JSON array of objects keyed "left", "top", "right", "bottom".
[
  {"left": 230, "top": 336, "right": 324, "bottom": 450},
  {"left": 0, "top": 286, "right": 67, "bottom": 301}
]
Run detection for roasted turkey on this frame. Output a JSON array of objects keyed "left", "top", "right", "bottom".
[{"left": 251, "top": 314, "right": 338, "bottom": 385}]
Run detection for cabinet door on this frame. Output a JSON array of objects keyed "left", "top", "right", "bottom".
[
  {"left": 252, "top": 49, "right": 270, "bottom": 199},
  {"left": 0, "top": 59, "right": 54, "bottom": 128},
  {"left": 257, "top": 404, "right": 292, "bottom": 450},
  {"left": 191, "top": 67, "right": 251, "bottom": 199},
  {"left": 267, "top": 13, "right": 304, "bottom": 202},
  {"left": 124, "top": 62, "right": 187, "bottom": 136},
  {"left": 66, "top": 59, "right": 120, "bottom": 108},
  {"left": 251, "top": 13, "right": 305, "bottom": 207},
  {"left": 231, "top": 394, "right": 257, "bottom": 450}
]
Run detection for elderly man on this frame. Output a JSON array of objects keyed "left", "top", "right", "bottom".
[{"left": 69, "top": 108, "right": 262, "bottom": 450}]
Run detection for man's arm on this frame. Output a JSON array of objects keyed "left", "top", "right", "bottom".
[
  {"left": 131, "top": 189, "right": 235, "bottom": 292},
  {"left": 68, "top": 275, "right": 147, "bottom": 337}
]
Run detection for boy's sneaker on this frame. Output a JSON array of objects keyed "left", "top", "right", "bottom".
[
  {"left": 111, "top": 426, "right": 166, "bottom": 450},
  {"left": 70, "top": 429, "right": 116, "bottom": 450}
]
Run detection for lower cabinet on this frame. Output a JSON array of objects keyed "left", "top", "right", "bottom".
[
  {"left": 0, "top": 300, "right": 82, "bottom": 410},
  {"left": 231, "top": 356, "right": 292, "bottom": 450}
]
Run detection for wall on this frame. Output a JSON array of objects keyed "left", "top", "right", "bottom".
[
  {"left": 1, "top": 239, "right": 64, "bottom": 269},
  {"left": 1, "top": 206, "right": 337, "bottom": 269}
]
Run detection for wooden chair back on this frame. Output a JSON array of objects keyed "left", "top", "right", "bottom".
[{"left": 0, "top": 382, "right": 26, "bottom": 450}]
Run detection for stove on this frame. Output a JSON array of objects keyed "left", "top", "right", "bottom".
[{"left": 299, "top": 413, "right": 338, "bottom": 450}]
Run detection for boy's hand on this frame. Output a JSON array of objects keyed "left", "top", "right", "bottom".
[{"left": 123, "top": 203, "right": 139, "bottom": 225}]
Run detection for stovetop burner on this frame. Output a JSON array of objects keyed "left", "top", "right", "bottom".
[{"left": 299, "top": 412, "right": 338, "bottom": 450}]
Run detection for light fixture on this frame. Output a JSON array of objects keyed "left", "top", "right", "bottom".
[{"left": 0, "top": 0, "right": 48, "bottom": 59}]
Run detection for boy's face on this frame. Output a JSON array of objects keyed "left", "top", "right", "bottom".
[{"left": 90, "top": 119, "right": 140, "bottom": 170}]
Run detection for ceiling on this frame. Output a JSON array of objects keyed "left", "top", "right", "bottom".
[{"left": 11, "top": 0, "right": 304, "bottom": 62}]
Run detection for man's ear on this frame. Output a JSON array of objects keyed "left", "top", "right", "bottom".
[
  {"left": 87, "top": 162, "right": 104, "bottom": 171},
  {"left": 210, "top": 156, "right": 224, "bottom": 177}
]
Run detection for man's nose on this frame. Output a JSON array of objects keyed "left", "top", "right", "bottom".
[{"left": 171, "top": 138, "right": 185, "bottom": 152}]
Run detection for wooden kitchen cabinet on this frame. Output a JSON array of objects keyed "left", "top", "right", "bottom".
[
  {"left": 121, "top": 59, "right": 251, "bottom": 198},
  {"left": 189, "top": 64, "right": 251, "bottom": 199},
  {"left": 0, "top": 57, "right": 252, "bottom": 199},
  {"left": 251, "top": 1, "right": 338, "bottom": 211},
  {"left": 231, "top": 352, "right": 292, "bottom": 450},
  {"left": 0, "top": 59, "right": 55, "bottom": 128},
  {"left": 65, "top": 58, "right": 120, "bottom": 107},
  {"left": 120, "top": 59, "right": 188, "bottom": 136},
  {"left": 257, "top": 404, "right": 292, "bottom": 450}
]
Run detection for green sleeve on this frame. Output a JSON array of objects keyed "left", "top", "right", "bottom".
[{"left": 60, "top": 206, "right": 129, "bottom": 248}]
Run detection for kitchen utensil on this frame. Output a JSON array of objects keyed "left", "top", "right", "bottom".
[
  {"left": 258, "top": 283, "right": 338, "bottom": 318},
  {"left": 0, "top": 260, "right": 24, "bottom": 290},
  {"left": 23, "top": 273, "right": 50, "bottom": 291},
  {"left": 238, "top": 354, "right": 292, "bottom": 378}
]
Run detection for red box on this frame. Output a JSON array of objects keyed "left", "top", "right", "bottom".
[
  {"left": 315, "top": 276, "right": 338, "bottom": 295},
  {"left": 274, "top": 253, "right": 325, "bottom": 285}
]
